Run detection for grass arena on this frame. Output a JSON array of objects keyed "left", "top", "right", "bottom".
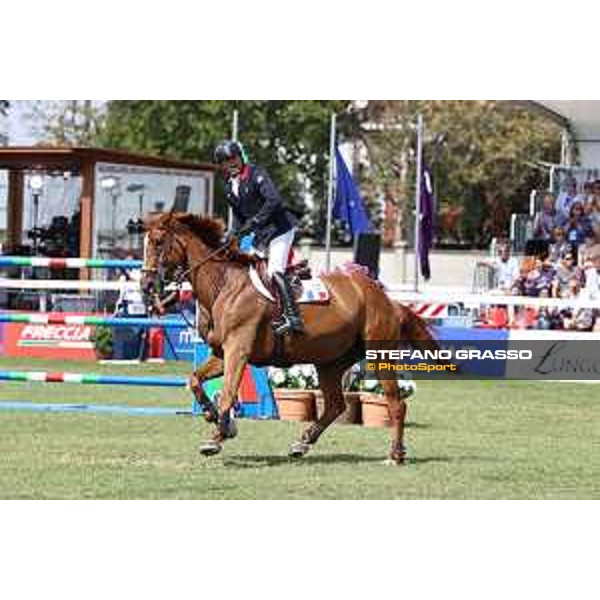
[
  {"left": 1, "top": 254, "right": 600, "bottom": 499},
  {"left": 2, "top": 110, "right": 600, "bottom": 499},
  {"left": 1, "top": 356, "right": 599, "bottom": 499}
]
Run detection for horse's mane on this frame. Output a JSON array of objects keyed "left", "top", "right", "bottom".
[{"left": 167, "top": 213, "right": 255, "bottom": 266}]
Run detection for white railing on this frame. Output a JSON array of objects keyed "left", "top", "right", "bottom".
[
  {"left": 0, "top": 278, "right": 192, "bottom": 292},
  {"left": 387, "top": 288, "right": 600, "bottom": 310}
]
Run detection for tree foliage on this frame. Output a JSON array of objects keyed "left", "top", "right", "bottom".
[
  {"left": 25, "top": 100, "right": 105, "bottom": 146},
  {"left": 0, "top": 101, "right": 9, "bottom": 145},
  {"left": 99, "top": 100, "right": 562, "bottom": 245},
  {"left": 100, "top": 100, "right": 348, "bottom": 225},
  {"left": 355, "top": 101, "right": 562, "bottom": 244}
]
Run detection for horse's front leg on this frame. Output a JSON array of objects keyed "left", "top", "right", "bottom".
[
  {"left": 190, "top": 355, "right": 224, "bottom": 423},
  {"left": 199, "top": 343, "right": 249, "bottom": 457}
]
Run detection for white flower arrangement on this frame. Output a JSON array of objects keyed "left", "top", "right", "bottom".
[
  {"left": 268, "top": 363, "right": 417, "bottom": 398},
  {"left": 268, "top": 365, "right": 319, "bottom": 390}
]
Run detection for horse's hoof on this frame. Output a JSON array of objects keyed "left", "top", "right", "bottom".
[
  {"left": 383, "top": 456, "right": 405, "bottom": 466},
  {"left": 224, "top": 417, "right": 238, "bottom": 440},
  {"left": 199, "top": 440, "right": 222, "bottom": 457},
  {"left": 203, "top": 410, "right": 217, "bottom": 423},
  {"left": 387, "top": 443, "right": 407, "bottom": 465},
  {"left": 288, "top": 441, "right": 311, "bottom": 458}
]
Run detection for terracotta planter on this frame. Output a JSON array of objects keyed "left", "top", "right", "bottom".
[
  {"left": 314, "top": 391, "right": 362, "bottom": 425},
  {"left": 360, "top": 393, "right": 391, "bottom": 428},
  {"left": 274, "top": 389, "right": 317, "bottom": 422}
]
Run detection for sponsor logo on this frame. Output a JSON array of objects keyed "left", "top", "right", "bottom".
[{"left": 19, "top": 324, "right": 93, "bottom": 347}]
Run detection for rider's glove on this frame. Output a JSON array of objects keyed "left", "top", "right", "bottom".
[{"left": 238, "top": 218, "right": 257, "bottom": 237}]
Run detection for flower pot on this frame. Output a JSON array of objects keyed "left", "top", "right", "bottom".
[
  {"left": 360, "top": 393, "right": 391, "bottom": 428},
  {"left": 274, "top": 389, "right": 317, "bottom": 422},
  {"left": 314, "top": 391, "right": 362, "bottom": 425}
]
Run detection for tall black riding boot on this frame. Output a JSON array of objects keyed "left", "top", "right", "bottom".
[{"left": 272, "top": 272, "right": 304, "bottom": 335}]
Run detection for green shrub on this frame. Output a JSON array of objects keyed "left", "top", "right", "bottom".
[{"left": 93, "top": 326, "right": 114, "bottom": 359}]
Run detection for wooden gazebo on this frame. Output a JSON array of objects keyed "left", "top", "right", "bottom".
[{"left": 0, "top": 146, "right": 217, "bottom": 259}]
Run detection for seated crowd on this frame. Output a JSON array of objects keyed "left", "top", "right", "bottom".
[{"left": 481, "top": 180, "right": 600, "bottom": 331}]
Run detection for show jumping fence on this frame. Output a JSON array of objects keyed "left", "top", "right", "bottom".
[
  {"left": 0, "top": 371, "right": 188, "bottom": 387},
  {"left": 0, "top": 256, "right": 143, "bottom": 269},
  {"left": 0, "top": 314, "right": 188, "bottom": 328},
  {"left": 0, "top": 255, "right": 201, "bottom": 417}
]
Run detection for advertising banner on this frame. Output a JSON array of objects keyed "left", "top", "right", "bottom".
[
  {"left": 163, "top": 314, "right": 197, "bottom": 362},
  {"left": 506, "top": 330, "right": 600, "bottom": 380},
  {"left": 0, "top": 313, "right": 97, "bottom": 360}
]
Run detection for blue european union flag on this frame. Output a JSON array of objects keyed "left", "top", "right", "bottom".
[{"left": 333, "top": 147, "right": 371, "bottom": 237}]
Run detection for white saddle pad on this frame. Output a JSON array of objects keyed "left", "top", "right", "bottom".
[{"left": 249, "top": 268, "right": 330, "bottom": 304}]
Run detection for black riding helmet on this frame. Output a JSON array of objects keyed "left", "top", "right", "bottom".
[{"left": 213, "top": 140, "right": 248, "bottom": 165}]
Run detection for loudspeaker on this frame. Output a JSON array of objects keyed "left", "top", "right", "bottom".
[
  {"left": 354, "top": 233, "right": 381, "bottom": 278},
  {"left": 171, "top": 185, "right": 191, "bottom": 212}
]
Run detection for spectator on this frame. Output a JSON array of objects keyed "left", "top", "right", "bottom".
[
  {"left": 510, "top": 257, "right": 535, "bottom": 296},
  {"left": 578, "top": 231, "right": 598, "bottom": 267},
  {"left": 560, "top": 279, "right": 595, "bottom": 331},
  {"left": 588, "top": 198, "right": 600, "bottom": 230},
  {"left": 115, "top": 255, "right": 146, "bottom": 317},
  {"left": 512, "top": 305, "right": 538, "bottom": 329},
  {"left": 576, "top": 181, "right": 594, "bottom": 207},
  {"left": 548, "top": 227, "right": 571, "bottom": 262},
  {"left": 537, "top": 257, "right": 555, "bottom": 294},
  {"left": 533, "top": 193, "right": 560, "bottom": 240},
  {"left": 565, "top": 202, "right": 592, "bottom": 255},
  {"left": 555, "top": 179, "right": 578, "bottom": 223},
  {"left": 593, "top": 180, "right": 600, "bottom": 208},
  {"left": 552, "top": 252, "right": 579, "bottom": 298},
  {"left": 489, "top": 244, "right": 520, "bottom": 292},
  {"left": 522, "top": 258, "right": 546, "bottom": 297},
  {"left": 536, "top": 288, "right": 555, "bottom": 330},
  {"left": 582, "top": 251, "right": 600, "bottom": 299}
]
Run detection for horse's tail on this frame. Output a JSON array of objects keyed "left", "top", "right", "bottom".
[
  {"left": 394, "top": 302, "right": 439, "bottom": 350},
  {"left": 394, "top": 302, "right": 458, "bottom": 370}
]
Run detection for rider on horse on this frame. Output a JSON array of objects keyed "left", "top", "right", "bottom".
[{"left": 213, "top": 140, "right": 304, "bottom": 336}]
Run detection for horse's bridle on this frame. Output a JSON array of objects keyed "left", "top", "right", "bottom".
[{"left": 141, "top": 223, "right": 231, "bottom": 314}]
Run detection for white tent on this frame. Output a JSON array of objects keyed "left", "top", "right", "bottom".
[{"left": 531, "top": 101, "right": 600, "bottom": 167}]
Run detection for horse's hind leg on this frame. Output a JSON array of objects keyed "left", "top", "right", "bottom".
[
  {"left": 289, "top": 364, "right": 346, "bottom": 458},
  {"left": 382, "top": 379, "right": 407, "bottom": 464}
]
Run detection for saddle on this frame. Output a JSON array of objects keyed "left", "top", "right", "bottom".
[{"left": 249, "top": 250, "right": 330, "bottom": 307}]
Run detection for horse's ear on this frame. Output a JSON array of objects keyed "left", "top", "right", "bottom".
[{"left": 143, "top": 213, "right": 163, "bottom": 231}]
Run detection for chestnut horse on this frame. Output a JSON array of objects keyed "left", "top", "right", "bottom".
[{"left": 142, "top": 213, "right": 437, "bottom": 464}]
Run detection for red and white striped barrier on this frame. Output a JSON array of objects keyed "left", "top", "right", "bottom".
[{"left": 408, "top": 302, "right": 449, "bottom": 319}]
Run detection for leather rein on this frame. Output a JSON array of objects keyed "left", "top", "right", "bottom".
[{"left": 142, "top": 225, "right": 232, "bottom": 324}]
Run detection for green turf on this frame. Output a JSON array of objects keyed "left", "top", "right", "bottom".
[{"left": 1, "top": 357, "right": 600, "bottom": 499}]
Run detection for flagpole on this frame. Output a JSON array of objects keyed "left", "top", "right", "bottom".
[
  {"left": 414, "top": 114, "right": 424, "bottom": 292},
  {"left": 228, "top": 109, "right": 239, "bottom": 229},
  {"left": 325, "top": 113, "right": 336, "bottom": 272}
]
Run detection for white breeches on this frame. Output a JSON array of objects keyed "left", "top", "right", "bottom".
[{"left": 267, "top": 228, "right": 296, "bottom": 278}]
